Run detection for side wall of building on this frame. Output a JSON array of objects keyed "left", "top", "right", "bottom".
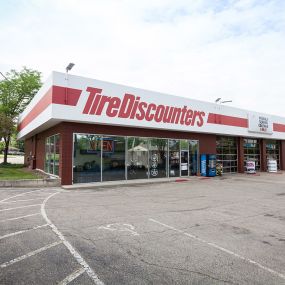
[{"left": 24, "top": 124, "right": 63, "bottom": 176}]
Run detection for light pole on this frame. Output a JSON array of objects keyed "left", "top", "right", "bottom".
[
  {"left": 215, "top": 98, "right": 232, "bottom": 104},
  {"left": 66, "top": 63, "right": 75, "bottom": 73},
  {"left": 220, "top": 100, "right": 232, "bottom": 104},
  {"left": 214, "top": 98, "right": 232, "bottom": 125},
  {"left": 65, "top": 63, "right": 75, "bottom": 104}
]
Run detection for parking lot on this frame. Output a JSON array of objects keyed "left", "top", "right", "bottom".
[{"left": 0, "top": 174, "right": 285, "bottom": 284}]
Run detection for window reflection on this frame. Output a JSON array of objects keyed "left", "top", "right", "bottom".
[
  {"left": 243, "top": 138, "right": 260, "bottom": 171},
  {"left": 127, "top": 137, "right": 149, "bottom": 180},
  {"left": 169, "top": 139, "right": 180, "bottom": 177},
  {"left": 266, "top": 140, "right": 280, "bottom": 169},
  {"left": 54, "top": 135, "right": 60, "bottom": 176},
  {"left": 73, "top": 134, "right": 101, "bottom": 183},
  {"left": 189, "top": 140, "right": 198, "bottom": 175},
  {"left": 45, "top": 134, "right": 60, "bottom": 176},
  {"left": 216, "top": 136, "right": 238, "bottom": 173},
  {"left": 72, "top": 134, "right": 201, "bottom": 183},
  {"left": 102, "top": 136, "right": 126, "bottom": 181},
  {"left": 149, "top": 138, "right": 167, "bottom": 178}
]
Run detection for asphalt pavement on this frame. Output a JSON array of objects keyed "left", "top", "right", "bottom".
[{"left": 1, "top": 173, "right": 285, "bottom": 284}]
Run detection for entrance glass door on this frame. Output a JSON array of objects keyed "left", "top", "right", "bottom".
[{"left": 180, "top": 151, "right": 189, "bottom": 176}]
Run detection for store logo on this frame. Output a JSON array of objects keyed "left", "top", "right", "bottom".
[{"left": 82, "top": 87, "right": 205, "bottom": 127}]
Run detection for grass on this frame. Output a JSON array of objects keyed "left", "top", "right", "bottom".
[{"left": 0, "top": 164, "right": 40, "bottom": 180}]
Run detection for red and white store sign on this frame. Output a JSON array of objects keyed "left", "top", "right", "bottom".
[
  {"left": 82, "top": 87, "right": 206, "bottom": 127},
  {"left": 17, "top": 72, "right": 285, "bottom": 140}
]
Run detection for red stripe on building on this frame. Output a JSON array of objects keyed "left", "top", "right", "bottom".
[
  {"left": 18, "top": 87, "right": 53, "bottom": 131},
  {"left": 207, "top": 113, "right": 248, "bottom": 128},
  {"left": 52, "top": 86, "right": 82, "bottom": 106},
  {"left": 18, "top": 86, "right": 82, "bottom": 131},
  {"left": 273, "top": 123, "right": 285, "bottom": 132}
]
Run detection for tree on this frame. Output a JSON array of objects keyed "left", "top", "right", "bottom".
[
  {"left": 0, "top": 67, "right": 42, "bottom": 164},
  {"left": 0, "top": 113, "right": 14, "bottom": 158}
]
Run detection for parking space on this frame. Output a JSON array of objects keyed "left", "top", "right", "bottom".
[
  {"left": 1, "top": 174, "right": 285, "bottom": 284},
  {"left": 0, "top": 188, "right": 97, "bottom": 285}
]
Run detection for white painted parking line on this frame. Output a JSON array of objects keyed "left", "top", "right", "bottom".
[
  {"left": 36, "top": 192, "right": 60, "bottom": 195},
  {"left": 0, "top": 204, "right": 41, "bottom": 212},
  {"left": 0, "top": 213, "right": 40, "bottom": 223},
  {"left": 0, "top": 241, "right": 62, "bottom": 268},
  {"left": 0, "top": 198, "right": 44, "bottom": 204},
  {"left": 0, "top": 224, "right": 49, "bottom": 240},
  {"left": 149, "top": 218, "right": 285, "bottom": 281},
  {"left": 41, "top": 192, "right": 105, "bottom": 285},
  {"left": 0, "top": 189, "right": 44, "bottom": 203},
  {"left": 58, "top": 268, "right": 86, "bottom": 285}
]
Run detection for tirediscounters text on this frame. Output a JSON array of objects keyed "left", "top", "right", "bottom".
[{"left": 82, "top": 87, "right": 205, "bottom": 127}]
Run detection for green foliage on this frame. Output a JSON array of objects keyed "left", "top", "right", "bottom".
[
  {"left": 0, "top": 113, "right": 14, "bottom": 139},
  {"left": 10, "top": 132, "right": 24, "bottom": 151},
  {"left": 0, "top": 67, "right": 42, "bottom": 118},
  {"left": 0, "top": 67, "right": 42, "bottom": 164},
  {"left": 0, "top": 141, "right": 5, "bottom": 153}
]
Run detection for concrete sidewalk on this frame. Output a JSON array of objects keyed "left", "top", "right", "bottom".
[{"left": 62, "top": 171, "right": 284, "bottom": 190}]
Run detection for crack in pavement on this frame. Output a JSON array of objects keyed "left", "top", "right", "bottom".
[{"left": 124, "top": 248, "right": 238, "bottom": 285}]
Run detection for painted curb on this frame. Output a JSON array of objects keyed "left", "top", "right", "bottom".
[{"left": 0, "top": 178, "right": 61, "bottom": 188}]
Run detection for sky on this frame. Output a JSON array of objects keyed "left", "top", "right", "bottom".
[{"left": 0, "top": 0, "right": 285, "bottom": 116}]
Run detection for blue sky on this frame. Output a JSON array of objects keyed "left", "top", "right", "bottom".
[{"left": 0, "top": 0, "right": 285, "bottom": 115}]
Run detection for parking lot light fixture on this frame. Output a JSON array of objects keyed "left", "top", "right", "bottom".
[{"left": 66, "top": 63, "right": 75, "bottom": 73}]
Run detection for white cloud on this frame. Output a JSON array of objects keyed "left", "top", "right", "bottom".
[{"left": 0, "top": 0, "right": 285, "bottom": 116}]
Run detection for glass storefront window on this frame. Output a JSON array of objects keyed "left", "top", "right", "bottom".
[
  {"left": 45, "top": 134, "right": 60, "bottom": 176},
  {"left": 189, "top": 140, "right": 199, "bottom": 175},
  {"left": 216, "top": 136, "right": 238, "bottom": 173},
  {"left": 265, "top": 140, "right": 280, "bottom": 169},
  {"left": 149, "top": 138, "right": 167, "bottom": 178},
  {"left": 169, "top": 139, "right": 180, "bottom": 177},
  {"left": 102, "top": 136, "right": 126, "bottom": 181},
  {"left": 73, "top": 134, "right": 101, "bottom": 183},
  {"left": 127, "top": 137, "right": 149, "bottom": 180},
  {"left": 243, "top": 138, "right": 260, "bottom": 171},
  {"left": 45, "top": 137, "right": 50, "bottom": 174},
  {"left": 72, "top": 134, "right": 201, "bottom": 183},
  {"left": 180, "top": 139, "right": 188, "bottom": 150},
  {"left": 54, "top": 135, "right": 60, "bottom": 176},
  {"left": 49, "top": 136, "right": 55, "bottom": 175}
]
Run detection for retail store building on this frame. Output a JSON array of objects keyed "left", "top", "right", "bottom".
[{"left": 18, "top": 72, "right": 285, "bottom": 185}]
